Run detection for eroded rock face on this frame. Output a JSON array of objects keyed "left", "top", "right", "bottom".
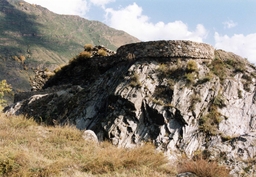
[
  {"left": 117, "top": 40, "right": 214, "bottom": 59},
  {"left": 4, "top": 40, "right": 256, "bottom": 176}
]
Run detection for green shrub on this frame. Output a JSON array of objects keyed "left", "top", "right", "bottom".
[
  {"left": 240, "top": 74, "right": 252, "bottom": 92},
  {"left": 0, "top": 80, "right": 12, "bottom": 110},
  {"left": 130, "top": 73, "right": 142, "bottom": 88},
  {"left": 199, "top": 116, "right": 219, "bottom": 136},
  {"left": 213, "top": 94, "right": 226, "bottom": 108},
  {"left": 225, "top": 59, "right": 246, "bottom": 73},
  {"left": 237, "top": 89, "right": 242, "bottom": 99},
  {"left": 157, "top": 61, "right": 186, "bottom": 82},
  {"left": 199, "top": 93, "right": 226, "bottom": 135},
  {"left": 186, "top": 60, "right": 198, "bottom": 73},
  {"left": 243, "top": 81, "right": 251, "bottom": 92},
  {"left": 185, "top": 73, "right": 196, "bottom": 84},
  {"left": 209, "top": 58, "right": 227, "bottom": 82},
  {"left": 199, "top": 105, "right": 223, "bottom": 135},
  {"left": 197, "top": 72, "right": 214, "bottom": 84},
  {"left": 153, "top": 85, "right": 173, "bottom": 105},
  {"left": 157, "top": 63, "right": 171, "bottom": 77}
]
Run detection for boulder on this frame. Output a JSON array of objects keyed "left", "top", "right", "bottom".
[{"left": 82, "top": 130, "right": 98, "bottom": 144}]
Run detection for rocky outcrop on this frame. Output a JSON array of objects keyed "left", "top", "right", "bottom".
[
  {"left": 4, "top": 40, "right": 256, "bottom": 176},
  {"left": 29, "top": 45, "right": 116, "bottom": 91},
  {"left": 117, "top": 40, "right": 214, "bottom": 59}
]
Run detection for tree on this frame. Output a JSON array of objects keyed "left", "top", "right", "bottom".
[{"left": 0, "top": 80, "right": 12, "bottom": 110}]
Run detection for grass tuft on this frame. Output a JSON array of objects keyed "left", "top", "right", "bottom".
[
  {"left": 130, "top": 73, "right": 142, "bottom": 88},
  {"left": 98, "top": 49, "right": 108, "bottom": 56},
  {"left": 79, "top": 51, "right": 92, "bottom": 58},
  {"left": 84, "top": 44, "right": 94, "bottom": 51},
  {"left": 178, "top": 158, "right": 230, "bottom": 177},
  {"left": 209, "top": 58, "right": 227, "bottom": 82},
  {"left": 186, "top": 60, "right": 198, "bottom": 73}
]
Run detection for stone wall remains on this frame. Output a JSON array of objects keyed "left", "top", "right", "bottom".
[{"left": 116, "top": 40, "right": 214, "bottom": 59}]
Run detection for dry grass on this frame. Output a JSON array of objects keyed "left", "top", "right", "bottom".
[
  {"left": 97, "top": 49, "right": 108, "bottom": 56},
  {"left": 209, "top": 58, "right": 227, "bottom": 82},
  {"left": 129, "top": 73, "right": 142, "bottom": 88},
  {"left": 84, "top": 44, "right": 94, "bottom": 51},
  {"left": 79, "top": 51, "right": 92, "bottom": 58},
  {"left": 178, "top": 157, "right": 230, "bottom": 177},
  {"left": 199, "top": 107, "right": 222, "bottom": 136},
  {"left": 186, "top": 60, "right": 198, "bottom": 73},
  {"left": 0, "top": 113, "right": 175, "bottom": 177}
]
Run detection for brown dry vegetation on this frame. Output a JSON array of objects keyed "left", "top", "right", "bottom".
[
  {"left": 0, "top": 113, "right": 232, "bottom": 177},
  {"left": 97, "top": 49, "right": 108, "bottom": 56},
  {"left": 79, "top": 51, "right": 92, "bottom": 58},
  {"left": 178, "top": 157, "right": 230, "bottom": 177},
  {"left": 0, "top": 113, "right": 176, "bottom": 177},
  {"left": 84, "top": 44, "right": 94, "bottom": 51}
]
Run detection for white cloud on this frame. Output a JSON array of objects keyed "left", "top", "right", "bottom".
[
  {"left": 90, "top": 0, "right": 115, "bottom": 7},
  {"left": 214, "top": 32, "right": 256, "bottom": 63},
  {"left": 105, "top": 3, "right": 208, "bottom": 42},
  {"left": 223, "top": 20, "right": 237, "bottom": 29},
  {"left": 24, "top": 0, "right": 90, "bottom": 17},
  {"left": 24, "top": 0, "right": 116, "bottom": 16}
]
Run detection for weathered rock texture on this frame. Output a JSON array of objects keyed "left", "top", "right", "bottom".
[
  {"left": 117, "top": 40, "right": 214, "bottom": 59},
  {"left": 4, "top": 40, "right": 256, "bottom": 176}
]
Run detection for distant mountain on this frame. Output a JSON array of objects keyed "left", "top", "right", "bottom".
[{"left": 0, "top": 0, "right": 139, "bottom": 92}]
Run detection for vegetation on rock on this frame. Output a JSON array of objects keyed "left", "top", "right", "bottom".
[
  {"left": 186, "top": 60, "right": 198, "bottom": 73},
  {"left": 0, "top": 80, "right": 12, "bottom": 110},
  {"left": 3, "top": 41, "right": 256, "bottom": 176}
]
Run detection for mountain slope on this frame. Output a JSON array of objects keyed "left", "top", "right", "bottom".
[
  {"left": 0, "top": 0, "right": 139, "bottom": 92},
  {"left": 5, "top": 40, "right": 256, "bottom": 176}
]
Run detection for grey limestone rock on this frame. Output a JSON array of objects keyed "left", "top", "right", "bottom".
[
  {"left": 176, "top": 172, "right": 198, "bottom": 177},
  {"left": 4, "top": 40, "right": 256, "bottom": 176},
  {"left": 82, "top": 130, "right": 99, "bottom": 144}
]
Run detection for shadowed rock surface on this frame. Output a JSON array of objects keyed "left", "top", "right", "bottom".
[
  {"left": 0, "top": 0, "right": 140, "bottom": 93},
  {"left": 5, "top": 40, "right": 256, "bottom": 176}
]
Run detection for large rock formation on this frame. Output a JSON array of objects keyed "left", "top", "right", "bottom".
[{"left": 4, "top": 40, "right": 256, "bottom": 176}]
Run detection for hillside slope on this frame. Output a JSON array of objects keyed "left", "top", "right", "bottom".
[
  {"left": 0, "top": 0, "right": 139, "bottom": 92},
  {"left": 5, "top": 40, "right": 256, "bottom": 176}
]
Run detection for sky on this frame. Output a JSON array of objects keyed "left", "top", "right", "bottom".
[{"left": 23, "top": 0, "right": 256, "bottom": 64}]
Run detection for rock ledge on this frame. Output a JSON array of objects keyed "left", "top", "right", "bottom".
[{"left": 117, "top": 40, "right": 214, "bottom": 59}]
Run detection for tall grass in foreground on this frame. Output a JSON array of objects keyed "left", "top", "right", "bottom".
[
  {"left": 0, "top": 113, "right": 231, "bottom": 177},
  {"left": 0, "top": 113, "right": 175, "bottom": 177}
]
